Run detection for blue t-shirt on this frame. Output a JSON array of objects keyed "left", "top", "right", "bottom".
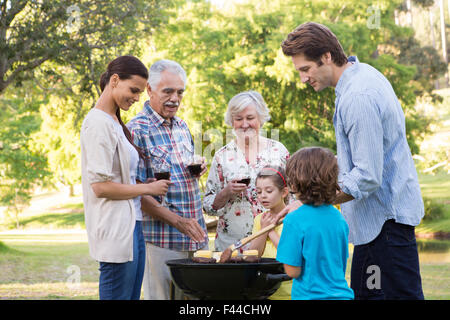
[{"left": 276, "top": 204, "right": 354, "bottom": 300}]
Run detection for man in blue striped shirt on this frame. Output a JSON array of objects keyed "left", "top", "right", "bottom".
[{"left": 279, "top": 22, "right": 424, "bottom": 299}]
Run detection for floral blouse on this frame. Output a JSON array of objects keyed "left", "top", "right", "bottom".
[{"left": 203, "top": 137, "right": 290, "bottom": 251}]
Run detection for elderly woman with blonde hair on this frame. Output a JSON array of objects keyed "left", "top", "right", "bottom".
[{"left": 203, "top": 90, "right": 290, "bottom": 252}]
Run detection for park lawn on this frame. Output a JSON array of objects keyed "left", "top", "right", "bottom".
[
  {"left": 0, "top": 158, "right": 448, "bottom": 300},
  {"left": 0, "top": 233, "right": 449, "bottom": 300},
  {"left": 0, "top": 203, "right": 85, "bottom": 231},
  {"left": 416, "top": 171, "right": 450, "bottom": 234},
  {"left": 0, "top": 234, "right": 99, "bottom": 300},
  {"left": 419, "top": 264, "right": 450, "bottom": 300},
  {"left": 415, "top": 88, "right": 450, "bottom": 234}
]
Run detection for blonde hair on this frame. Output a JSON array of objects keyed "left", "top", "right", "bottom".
[{"left": 224, "top": 90, "right": 271, "bottom": 127}]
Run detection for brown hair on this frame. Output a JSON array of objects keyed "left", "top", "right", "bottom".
[
  {"left": 99, "top": 55, "right": 148, "bottom": 159},
  {"left": 286, "top": 147, "right": 340, "bottom": 206},
  {"left": 256, "top": 166, "right": 288, "bottom": 203},
  {"left": 281, "top": 22, "right": 348, "bottom": 67}
]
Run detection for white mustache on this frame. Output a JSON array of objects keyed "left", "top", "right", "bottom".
[{"left": 164, "top": 102, "right": 179, "bottom": 107}]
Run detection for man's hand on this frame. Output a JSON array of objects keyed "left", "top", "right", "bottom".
[
  {"left": 333, "top": 191, "right": 354, "bottom": 205},
  {"left": 275, "top": 200, "right": 303, "bottom": 223},
  {"left": 140, "top": 193, "right": 206, "bottom": 243},
  {"left": 174, "top": 217, "right": 206, "bottom": 243},
  {"left": 198, "top": 157, "right": 208, "bottom": 178}
]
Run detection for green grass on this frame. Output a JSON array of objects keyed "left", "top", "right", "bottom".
[
  {"left": 417, "top": 171, "right": 450, "bottom": 234},
  {"left": 420, "top": 264, "right": 450, "bottom": 299},
  {"left": 1, "top": 203, "right": 85, "bottom": 231},
  {"left": 0, "top": 234, "right": 99, "bottom": 300},
  {"left": 0, "top": 111, "right": 448, "bottom": 299},
  {"left": 419, "top": 171, "right": 450, "bottom": 200},
  {"left": 0, "top": 234, "right": 448, "bottom": 300}
]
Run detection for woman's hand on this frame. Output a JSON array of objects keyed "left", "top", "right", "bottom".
[
  {"left": 225, "top": 179, "right": 248, "bottom": 196},
  {"left": 145, "top": 179, "right": 171, "bottom": 196},
  {"left": 211, "top": 179, "right": 248, "bottom": 211}
]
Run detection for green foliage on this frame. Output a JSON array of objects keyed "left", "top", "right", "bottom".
[
  {"left": 0, "top": 241, "right": 9, "bottom": 253},
  {"left": 0, "top": 0, "right": 178, "bottom": 197},
  {"left": 150, "top": 0, "right": 433, "bottom": 155},
  {"left": 411, "top": 0, "right": 436, "bottom": 8},
  {"left": 423, "top": 197, "right": 445, "bottom": 221},
  {"left": 0, "top": 0, "right": 174, "bottom": 95},
  {"left": 0, "top": 85, "right": 51, "bottom": 227}
]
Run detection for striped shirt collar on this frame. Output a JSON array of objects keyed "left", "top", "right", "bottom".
[
  {"left": 335, "top": 55, "right": 359, "bottom": 97},
  {"left": 143, "top": 100, "right": 183, "bottom": 128}
]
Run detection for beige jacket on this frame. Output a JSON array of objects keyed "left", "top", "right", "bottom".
[{"left": 80, "top": 108, "right": 136, "bottom": 263}]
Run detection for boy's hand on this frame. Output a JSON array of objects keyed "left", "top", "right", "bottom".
[{"left": 275, "top": 200, "right": 303, "bottom": 223}]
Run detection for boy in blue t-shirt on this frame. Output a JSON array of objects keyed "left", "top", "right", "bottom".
[{"left": 276, "top": 147, "right": 354, "bottom": 300}]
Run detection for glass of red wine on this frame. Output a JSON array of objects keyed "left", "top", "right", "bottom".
[
  {"left": 152, "top": 160, "right": 171, "bottom": 207},
  {"left": 236, "top": 165, "right": 251, "bottom": 186},
  {"left": 236, "top": 177, "right": 251, "bottom": 186},
  {"left": 187, "top": 154, "right": 203, "bottom": 177},
  {"left": 234, "top": 165, "right": 251, "bottom": 213}
]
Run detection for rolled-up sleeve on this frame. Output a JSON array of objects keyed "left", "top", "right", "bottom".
[
  {"left": 128, "top": 126, "right": 150, "bottom": 183},
  {"left": 340, "top": 94, "right": 383, "bottom": 200},
  {"left": 81, "top": 121, "right": 117, "bottom": 184}
]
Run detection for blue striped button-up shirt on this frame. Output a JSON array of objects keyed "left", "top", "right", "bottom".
[{"left": 334, "top": 56, "right": 424, "bottom": 245}]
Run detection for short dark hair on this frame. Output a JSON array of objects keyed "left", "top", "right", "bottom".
[
  {"left": 286, "top": 147, "right": 340, "bottom": 206},
  {"left": 281, "top": 22, "right": 348, "bottom": 67}
]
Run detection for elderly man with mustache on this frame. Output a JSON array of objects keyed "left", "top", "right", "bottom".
[{"left": 127, "top": 59, "right": 209, "bottom": 300}]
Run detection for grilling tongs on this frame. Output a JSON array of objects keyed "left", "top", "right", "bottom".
[{"left": 219, "top": 217, "right": 285, "bottom": 263}]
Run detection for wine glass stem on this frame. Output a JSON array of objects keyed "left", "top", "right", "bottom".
[{"left": 161, "top": 196, "right": 168, "bottom": 207}]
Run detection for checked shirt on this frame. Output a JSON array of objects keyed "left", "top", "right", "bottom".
[{"left": 127, "top": 101, "right": 208, "bottom": 251}]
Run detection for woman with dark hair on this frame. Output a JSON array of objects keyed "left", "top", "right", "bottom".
[
  {"left": 276, "top": 147, "right": 354, "bottom": 300},
  {"left": 80, "top": 55, "right": 171, "bottom": 300}
]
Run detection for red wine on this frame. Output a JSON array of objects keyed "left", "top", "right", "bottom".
[
  {"left": 154, "top": 171, "right": 170, "bottom": 180},
  {"left": 237, "top": 178, "right": 251, "bottom": 186},
  {"left": 187, "top": 164, "right": 202, "bottom": 176}
]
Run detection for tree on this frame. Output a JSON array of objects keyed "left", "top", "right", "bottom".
[
  {"left": 0, "top": 0, "right": 173, "bottom": 95},
  {"left": 0, "top": 84, "right": 51, "bottom": 228},
  {"left": 0, "top": 0, "right": 177, "bottom": 223},
  {"left": 148, "top": 0, "right": 434, "bottom": 155}
]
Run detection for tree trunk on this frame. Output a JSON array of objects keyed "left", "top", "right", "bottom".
[
  {"left": 438, "top": 0, "right": 449, "bottom": 87},
  {"left": 406, "top": 0, "right": 413, "bottom": 26},
  {"left": 430, "top": 7, "right": 440, "bottom": 89}
]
